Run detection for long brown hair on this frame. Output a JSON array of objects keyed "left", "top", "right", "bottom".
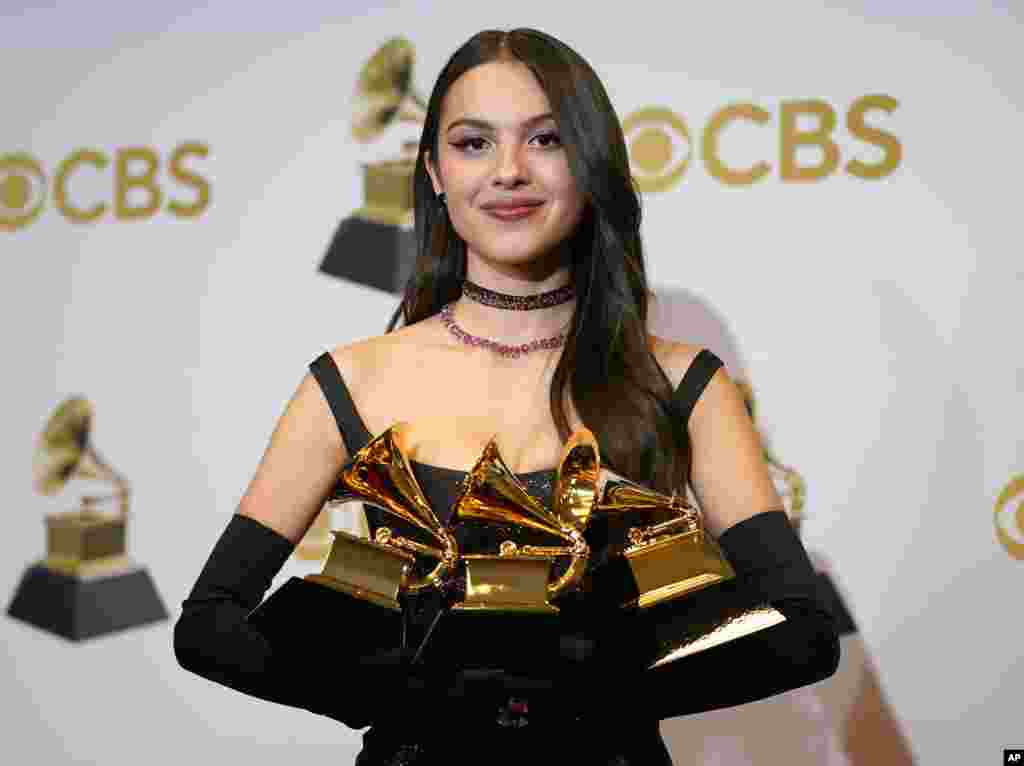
[{"left": 386, "top": 28, "right": 689, "bottom": 494}]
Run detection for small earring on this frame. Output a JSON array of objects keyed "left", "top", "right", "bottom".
[{"left": 438, "top": 192, "right": 447, "bottom": 207}]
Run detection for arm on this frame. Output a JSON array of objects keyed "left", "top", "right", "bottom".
[
  {"left": 627, "top": 351, "right": 840, "bottom": 720},
  {"left": 172, "top": 357, "right": 441, "bottom": 728},
  {"left": 172, "top": 368, "right": 349, "bottom": 713}
]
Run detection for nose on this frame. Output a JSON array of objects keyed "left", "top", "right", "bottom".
[{"left": 493, "top": 143, "right": 527, "bottom": 187}]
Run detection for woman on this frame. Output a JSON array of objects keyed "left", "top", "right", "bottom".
[{"left": 174, "top": 28, "right": 839, "bottom": 765}]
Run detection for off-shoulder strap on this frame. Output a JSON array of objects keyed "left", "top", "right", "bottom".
[
  {"left": 309, "top": 352, "right": 373, "bottom": 455},
  {"left": 672, "top": 349, "right": 724, "bottom": 425}
]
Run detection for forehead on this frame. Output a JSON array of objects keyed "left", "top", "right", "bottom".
[{"left": 440, "top": 59, "right": 553, "bottom": 128}]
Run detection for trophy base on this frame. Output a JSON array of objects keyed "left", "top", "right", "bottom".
[
  {"left": 318, "top": 215, "right": 416, "bottom": 295},
  {"left": 455, "top": 554, "right": 560, "bottom": 615},
  {"left": 6, "top": 562, "right": 168, "bottom": 641},
  {"left": 305, "top": 573, "right": 402, "bottom": 612},
  {"left": 314, "top": 529, "right": 415, "bottom": 613},
  {"left": 247, "top": 576, "right": 403, "bottom": 654},
  {"left": 588, "top": 530, "right": 735, "bottom": 609},
  {"left": 46, "top": 510, "right": 127, "bottom": 563}
]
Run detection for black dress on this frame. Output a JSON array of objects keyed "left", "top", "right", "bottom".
[{"left": 307, "top": 351, "right": 717, "bottom": 765}]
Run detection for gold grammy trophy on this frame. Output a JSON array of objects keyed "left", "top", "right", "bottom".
[
  {"left": 408, "top": 430, "right": 602, "bottom": 671},
  {"left": 592, "top": 467, "right": 733, "bottom": 609},
  {"left": 599, "top": 468, "right": 788, "bottom": 669},
  {"left": 450, "top": 429, "right": 600, "bottom": 614},
  {"left": 248, "top": 422, "right": 458, "bottom": 657},
  {"left": 6, "top": 397, "right": 168, "bottom": 640},
  {"left": 318, "top": 37, "right": 426, "bottom": 294},
  {"left": 589, "top": 443, "right": 787, "bottom": 668},
  {"left": 306, "top": 423, "right": 458, "bottom": 612}
]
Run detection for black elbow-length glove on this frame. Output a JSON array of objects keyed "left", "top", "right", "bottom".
[
  {"left": 172, "top": 513, "right": 448, "bottom": 729},
  {"left": 582, "top": 510, "right": 840, "bottom": 723}
]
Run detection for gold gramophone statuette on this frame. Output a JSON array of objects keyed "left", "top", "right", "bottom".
[
  {"left": 450, "top": 429, "right": 601, "bottom": 614},
  {"left": 33, "top": 397, "right": 132, "bottom": 577},
  {"left": 593, "top": 467, "right": 735, "bottom": 609},
  {"left": 318, "top": 37, "right": 427, "bottom": 293},
  {"left": 581, "top": 445, "right": 786, "bottom": 670},
  {"left": 7, "top": 396, "right": 167, "bottom": 641},
  {"left": 305, "top": 423, "right": 458, "bottom": 612},
  {"left": 351, "top": 37, "right": 427, "bottom": 227}
]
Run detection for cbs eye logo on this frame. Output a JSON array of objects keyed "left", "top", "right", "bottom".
[
  {"left": 0, "top": 142, "right": 210, "bottom": 232},
  {"left": 623, "top": 95, "right": 900, "bottom": 192},
  {"left": 622, "top": 107, "right": 692, "bottom": 193},
  {"left": 994, "top": 475, "right": 1024, "bottom": 560},
  {"left": 0, "top": 154, "right": 47, "bottom": 231}
]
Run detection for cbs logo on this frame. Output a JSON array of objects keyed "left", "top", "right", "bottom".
[
  {"left": 0, "top": 142, "right": 210, "bottom": 232},
  {"left": 623, "top": 95, "right": 900, "bottom": 191},
  {"left": 994, "top": 475, "right": 1024, "bottom": 560}
]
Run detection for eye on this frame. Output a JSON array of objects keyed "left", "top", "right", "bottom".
[
  {"left": 531, "top": 131, "right": 561, "bottom": 149},
  {"left": 0, "top": 153, "right": 47, "bottom": 231},
  {"left": 452, "top": 137, "right": 490, "bottom": 154},
  {"left": 621, "top": 107, "right": 692, "bottom": 193}
]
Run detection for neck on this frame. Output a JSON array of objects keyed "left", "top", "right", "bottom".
[{"left": 456, "top": 256, "right": 575, "bottom": 342}]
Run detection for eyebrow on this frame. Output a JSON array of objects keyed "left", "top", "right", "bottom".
[{"left": 445, "top": 112, "right": 555, "bottom": 133}]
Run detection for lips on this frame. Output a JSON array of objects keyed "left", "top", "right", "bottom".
[{"left": 482, "top": 200, "right": 545, "bottom": 220}]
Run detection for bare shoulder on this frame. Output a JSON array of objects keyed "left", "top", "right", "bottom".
[
  {"left": 648, "top": 337, "right": 779, "bottom": 533},
  {"left": 648, "top": 335, "right": 704, "bottom": 389},
  {"left": 648, "top": 334, "right": 745, "bottom": 432}
]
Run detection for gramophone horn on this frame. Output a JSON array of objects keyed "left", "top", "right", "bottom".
[
  {"left": 551, "top": 428, "right": 600, "bottom": 529},
  {"left": 352, "top": 37, "right": 428, "bottom": 143},
  {"left": 33, "top": 397, "right": 129, "bottom": 515},
  {"left": 545, "top": 428, "right": 600, "bottom": 598},
  {"left": 323, "top": 423, "right": 457, "bottom": 595},
  {"left": 454, "top": 439, "right": 574, "bottom": 543}
]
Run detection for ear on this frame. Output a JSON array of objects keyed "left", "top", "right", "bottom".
[{"left": 424, "top": 150, "right": 443, "bottom": 196}]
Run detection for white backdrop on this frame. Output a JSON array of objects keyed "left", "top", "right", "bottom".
[{"left": 3, "top": 1, "right": 1022, "bottom": 764}]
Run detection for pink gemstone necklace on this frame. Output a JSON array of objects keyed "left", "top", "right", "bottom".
[{"left": 439, "top": 302, "right": 567, "bottom": 359}]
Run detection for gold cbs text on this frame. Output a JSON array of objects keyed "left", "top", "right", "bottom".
[
  {"left": 624, "top": 95, "right": 900, "bottom": 191},
  {"left": 0, "top": 142, "right": 210, "bottom": 231}
]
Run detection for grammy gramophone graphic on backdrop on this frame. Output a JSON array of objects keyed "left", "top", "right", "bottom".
[
  {"left": 6, "top": 397, "right": 167, "bottom": 640},
  {"left": 318, "top": 37, "right": 425, "bottom": 294}
]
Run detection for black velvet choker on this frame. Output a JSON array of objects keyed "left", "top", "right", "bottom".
[{"left": 461, "top": 279, "right": 574, "bottom": 311}]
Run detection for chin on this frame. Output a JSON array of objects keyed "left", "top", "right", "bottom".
[{"left": 473, "top": 245, "right": 558, "bottom": 267}]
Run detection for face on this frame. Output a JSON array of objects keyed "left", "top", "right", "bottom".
[{"left": 426, "top": 59, "right": 587, "bottom": 272}]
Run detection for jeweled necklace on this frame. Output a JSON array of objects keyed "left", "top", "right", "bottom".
[
  {"left": 462, "top": 279, "right": 574, "bottom": 311},
  {"left": 440, "top": 302, "right": 567, "bottom": 359}
]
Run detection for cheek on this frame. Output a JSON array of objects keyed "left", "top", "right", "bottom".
[
  {"left": 439, "top": 154, "right": 484, "bottom": 194},
  {"left": 543, "top": 163, "right": 583, "bottom": 208},
  {"left": 551, "top": 176, "right": 586, "bottom": 227}
]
